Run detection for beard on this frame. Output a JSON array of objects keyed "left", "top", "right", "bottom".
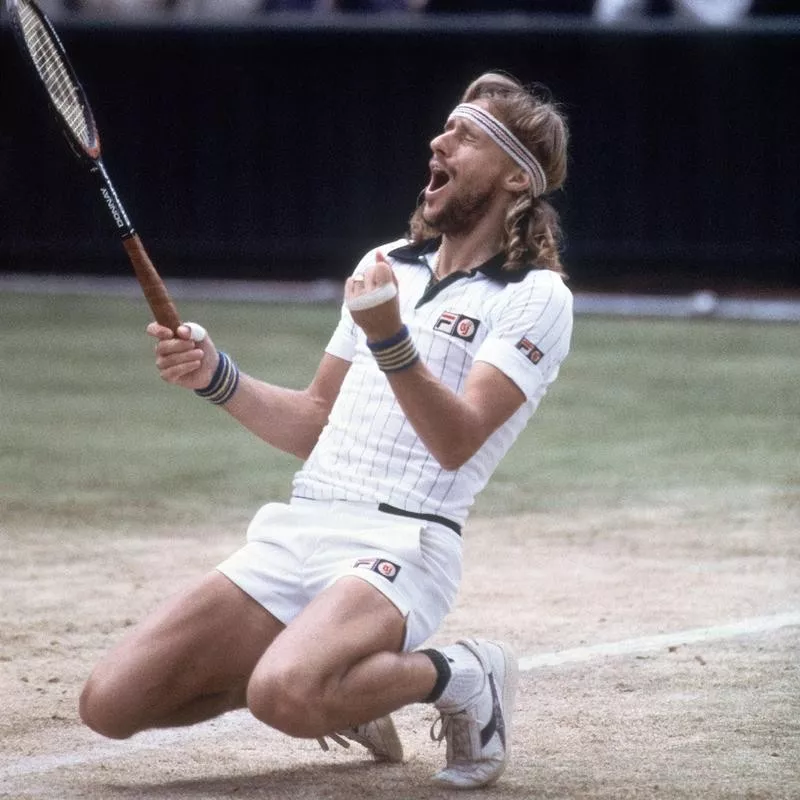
[{"left": 422, "top": 183, "right": 495, "bottom": 236}]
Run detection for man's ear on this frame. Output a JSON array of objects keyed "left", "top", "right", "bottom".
[{"left": 503, "top": 167, "right": 531, "bottom": 194}]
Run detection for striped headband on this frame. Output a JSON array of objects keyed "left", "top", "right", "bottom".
[{"left": 449, "top": 102, "right": 548, "bottom": 197}]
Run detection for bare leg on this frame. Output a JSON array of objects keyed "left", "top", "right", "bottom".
[
  {"left": 79, "top": 570, "right": 284, "bottom": 739},
  {"left": 246, "top": 576, "right": 438, "bottom": 739}
]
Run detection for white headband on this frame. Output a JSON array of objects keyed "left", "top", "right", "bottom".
[{"left": 449, "top": 102, "right": 548, "bottom": 197}]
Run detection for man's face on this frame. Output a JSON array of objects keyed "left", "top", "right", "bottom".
[{"left": 421, "top": 108, "right": 514, "bottom": 235}]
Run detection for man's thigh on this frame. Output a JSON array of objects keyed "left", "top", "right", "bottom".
[
  {"left": 83, "top": 570, "right": 285, "bottom": 723},
  {"left": 266, "top": 574, "right": 407, "bottom": 671},
  {"left": 247, "top": 574, "right": 410, "bottom": 728}
]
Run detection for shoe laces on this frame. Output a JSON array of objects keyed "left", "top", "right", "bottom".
[
  {"left": 430, "top": 710, "right": 472, "bottom": 756},
  {"left": 316, "top": 731, "right": 351, "bottom": 752}
]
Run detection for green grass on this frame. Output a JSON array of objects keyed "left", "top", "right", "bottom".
[
  {"left": 486, "top": 315, "right": 800, "bottom": 516},
  {"left": 1, "top": 292, "right": 798, "bottom": 530}
]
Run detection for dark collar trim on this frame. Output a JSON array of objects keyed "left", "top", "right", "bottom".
[
  {"left": 387, "top": 237, "right": 533, "bottom": 284},
  {"left": 387, "top": 238, "right": 441, "bottom": 262}
]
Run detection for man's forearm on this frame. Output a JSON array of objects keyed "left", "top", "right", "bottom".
[
  {"left": 385, "top": 360, "right": 524, "bottom": 472},
  {"left": 221, "top": 372, "right": 330, "bottom": 460}
]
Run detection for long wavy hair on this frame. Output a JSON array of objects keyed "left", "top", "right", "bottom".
[{"left": 408, "top": 71, "right": 570, "bottom": 276}]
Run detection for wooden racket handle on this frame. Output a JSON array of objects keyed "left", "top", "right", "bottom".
[{"left": 122, "top": 235, "right": 180, "bottom": 332}]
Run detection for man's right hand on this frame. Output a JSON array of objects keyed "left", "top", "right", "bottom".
[{"left": 147, "top": 322, "right": 219, "bottom": 391}]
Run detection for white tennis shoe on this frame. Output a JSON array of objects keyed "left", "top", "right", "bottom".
[
  {"left": 317, "top": 715, "right": 404, "bottom": 763},
  {"left": 430, "top": 638, "right": 519, "bottom": 789}
]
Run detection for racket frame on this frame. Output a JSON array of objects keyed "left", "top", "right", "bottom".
[{"left": 6, "top": 0, "right": 181, "bottom": 332}]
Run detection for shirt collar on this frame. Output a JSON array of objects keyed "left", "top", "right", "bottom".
[{"left": 387, "top": 237, "right": 532, "bottom": 284}]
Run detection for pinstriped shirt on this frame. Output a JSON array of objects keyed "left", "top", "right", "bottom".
[{"left": 291, "top": 236, "right": 573, "bottom": 528}]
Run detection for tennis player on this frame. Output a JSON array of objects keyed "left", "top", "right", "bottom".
[{"left": 79, "top": 70, "right": 573, "bottom": 789}]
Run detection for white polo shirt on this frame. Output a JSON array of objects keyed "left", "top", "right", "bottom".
[{"left": 291, "top": 236, "right": 573, "bottom": 530}]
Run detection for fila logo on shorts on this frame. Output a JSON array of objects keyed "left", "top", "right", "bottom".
[
  {"left": 516, "top": 336, "right": 545, "bottom": 364},
  {"left": 353, "top": 557, "right": 401, "bottom": 582},
  {"left": 434, "top": 310, "right": 480, "bottom": 342}
]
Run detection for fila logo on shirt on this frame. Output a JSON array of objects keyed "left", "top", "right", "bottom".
[
  {"left": 516, "top": 337, "right": 545, "bottom": 364},
  {"left": 353, "top": 557, "right": 401, "bottom": 582},
  {"left": 434, "top": 310, "right": 480, "bottom": 342}
]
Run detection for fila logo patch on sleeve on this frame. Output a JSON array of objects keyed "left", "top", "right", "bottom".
[
  {"left": 353, "top": 557, "right": 401, "bottom": 582},
  {"left": 516, "top": 336, "right": 545, "bottom": 364},
  {"left": 434, "top": 310, "right": 480, "bottom": 342}
]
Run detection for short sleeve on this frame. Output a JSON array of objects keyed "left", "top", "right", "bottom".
[
  {"left": 473, "top": 271, "right": 573, "bottom": 400},
  {"left": 324, "top": 311, "right": 357, "bottom": 362}
]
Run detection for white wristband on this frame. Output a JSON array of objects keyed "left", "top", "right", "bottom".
[
  {"left": 184, "top": 321, "right": 207, "bottom": 342},
  {"left": 346, "top": 282, "right": 398, "bottom": 312}
]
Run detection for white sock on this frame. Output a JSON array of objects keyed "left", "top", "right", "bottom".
[{"left": 433, "top": 642, "right": 485, "bottom": 710}]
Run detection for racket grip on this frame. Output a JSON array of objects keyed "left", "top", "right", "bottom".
[{"left": 123, "top": 235, "right": 181, "bottom": 332}]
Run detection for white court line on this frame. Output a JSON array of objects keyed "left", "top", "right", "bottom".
[
  {"left": 518, "top": 611, "right": 800, "bottom": 669},
  {"left": 2, "top": 611, "right": 799, "bottom": 782},
  {"left": 1, "top": 713, "right": 263, "bottom": 780}
]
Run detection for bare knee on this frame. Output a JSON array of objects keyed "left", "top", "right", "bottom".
[
  {"left": 247, "top": 664, "right": 332, "bottom": 738},
  {"left": 79, "top": 672, "right": 139, "bottom": 740}
]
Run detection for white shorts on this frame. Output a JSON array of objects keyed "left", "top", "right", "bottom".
[{"left": 216, "top": 498, "right": 463, "bottom": 651}]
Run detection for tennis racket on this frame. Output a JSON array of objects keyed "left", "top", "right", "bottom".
[{"left": 5, "top": 0, "right": 184, "bottom": 333}]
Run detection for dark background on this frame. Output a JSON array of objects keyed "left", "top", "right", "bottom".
[{"left": 1, "top": 13, "right": 798, "bottom": 294}]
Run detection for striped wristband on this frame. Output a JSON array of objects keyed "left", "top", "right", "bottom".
[
  {"left": 367, "top": 325, "right": 420, "bottom": 373},
  {"left": 194, "top": 351, "right": 240, "bottom": 405}
]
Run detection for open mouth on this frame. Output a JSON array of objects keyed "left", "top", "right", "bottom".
[{"left": 426, "top": 163, "right": 451, "bottom": 196}]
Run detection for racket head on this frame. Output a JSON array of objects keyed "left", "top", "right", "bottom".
[{"left": 6, "top": 0, "right": 101, "bottom": 162}]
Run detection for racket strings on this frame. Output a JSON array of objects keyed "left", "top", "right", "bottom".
[{"left": 18, "top": 2, "right": 93, "bottom": 149}]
